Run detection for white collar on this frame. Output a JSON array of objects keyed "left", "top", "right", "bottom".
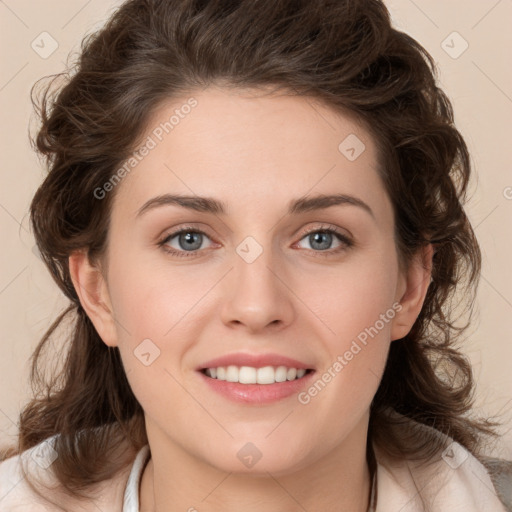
[
  {"left": 121, "top": 439, "right": 506, "bottom": 512},
  {"left": 123, "top": 444, "right": 150, "bottom": 511}
]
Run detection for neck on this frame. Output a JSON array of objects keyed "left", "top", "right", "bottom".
[{"left": 139, "top": 415, "right": 372, "bottom": 512}]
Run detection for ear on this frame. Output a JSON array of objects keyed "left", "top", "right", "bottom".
[
  {"left": 68, "top": 250, "right": 118, "bottom": 347},
  {"left": 390, "top": 244, "right": 434, "bottom": 341}
]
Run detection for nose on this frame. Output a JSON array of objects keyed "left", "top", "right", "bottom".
[{"left": 219, "top": 241, "right": 295, "bottom": 333}]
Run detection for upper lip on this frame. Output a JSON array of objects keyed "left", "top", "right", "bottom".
[{"left": 198, "top": 352, "right": 315, "bottom": 371}]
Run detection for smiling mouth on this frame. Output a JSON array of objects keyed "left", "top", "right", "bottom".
[{"left": 200, "top": 365, "right": 314, "bottom": 385}]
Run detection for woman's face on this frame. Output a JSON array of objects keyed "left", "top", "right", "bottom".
[{"left": 75, "top": 86, "right": 423, "bottom": 475}]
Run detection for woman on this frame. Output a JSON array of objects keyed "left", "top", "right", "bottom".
[{"left": 0, "top": 0, "right": 510, "bottom": 510}]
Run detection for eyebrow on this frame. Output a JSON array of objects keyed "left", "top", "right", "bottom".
[{"left": 135, "top": 193, "right": 374, "bottom": 219}]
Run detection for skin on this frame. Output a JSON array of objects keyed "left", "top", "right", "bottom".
[{"left": 69, "top": 86, "right": 432, "bottom": 512}]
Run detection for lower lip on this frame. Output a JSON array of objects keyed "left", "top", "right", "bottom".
[{"left": 198, "top": 370, "right": 315, "bottom": 404}]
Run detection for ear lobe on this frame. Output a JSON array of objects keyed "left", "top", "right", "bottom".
[
  {"left": 68, "top": 250, "right": 118, "bottom": 347},
  {"left": 390, "top": 244, "right": 434, "bottom": 341}
]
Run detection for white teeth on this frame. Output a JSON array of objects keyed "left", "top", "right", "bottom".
[
  {"left": 226, "top": 365, "right": 239, "bottom": 382},
  {"left": 257, "top": 366, "right": 275, "bottom": 384},
  {"left": 286, "top": 367, "right": 297, "bottom": 380},
  {"left": 274, "top": 366, "right": 287, "bottom": 383},
  {"left": 203, "top": 365, "right": 310, "bottom": 384},
  {"left": 238, "top": 366, "right": 257, "bottom": 384}
]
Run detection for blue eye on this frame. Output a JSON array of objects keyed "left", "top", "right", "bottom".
[
  {"left": 158, "top": 224, "right": 353, "bottom": 258},
  {"left": 158, "top": 227, "right": 213, "bottom": 257},
  {"left": 296, "top": 228, "right": 352, "bottom": 253}
]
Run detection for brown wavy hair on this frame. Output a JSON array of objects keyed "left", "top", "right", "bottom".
[{"left": 1, "top": 0, "right": 501, "bottom": 502}]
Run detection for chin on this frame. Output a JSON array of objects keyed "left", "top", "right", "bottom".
[{"left": 197, "top": 439, "right": 313, "bottom": 476}]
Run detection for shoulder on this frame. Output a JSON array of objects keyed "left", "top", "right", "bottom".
[
  {"left": 0, "top": 435, "right": 133, "bottom": 512},
  {"left": 373, "top": 412, "right": 510, "bottom": 512},
  {"left": 0, "top": 438, "right": 58, "bottom": 511},
  {"left": 480, "top": 456, "right": 512, "bottom": 512}
]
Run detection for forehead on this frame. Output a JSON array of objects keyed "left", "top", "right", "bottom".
[{"left": 110, "top": 86, "right": 390, "bottom": 223}]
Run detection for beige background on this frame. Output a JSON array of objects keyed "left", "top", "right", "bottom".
[{"left": 0, "top": 0, "right": 511, "bottom": 457}]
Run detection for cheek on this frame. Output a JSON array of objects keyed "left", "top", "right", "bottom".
[
  {"left": 299, "top": 247, "right": 398, "bottom": 408},
  {"left": 310, "top": 247, "right": 400, "bottom": 340},
  {"left": 110, "top": 277, "right": 198, "bottom": 419},
  {"left": 107, "top": 248, "right": 215, "bottom": 340},
  {"left": 300, "top": 279, "right": 395, "bottom": 441},
  {"left": 105, "top": 254, "right": 221, "bottom": 401}
]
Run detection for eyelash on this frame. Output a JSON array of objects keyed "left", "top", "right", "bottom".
[{"left": 157, "top": 224, "right": 353, "bottom": 259}]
